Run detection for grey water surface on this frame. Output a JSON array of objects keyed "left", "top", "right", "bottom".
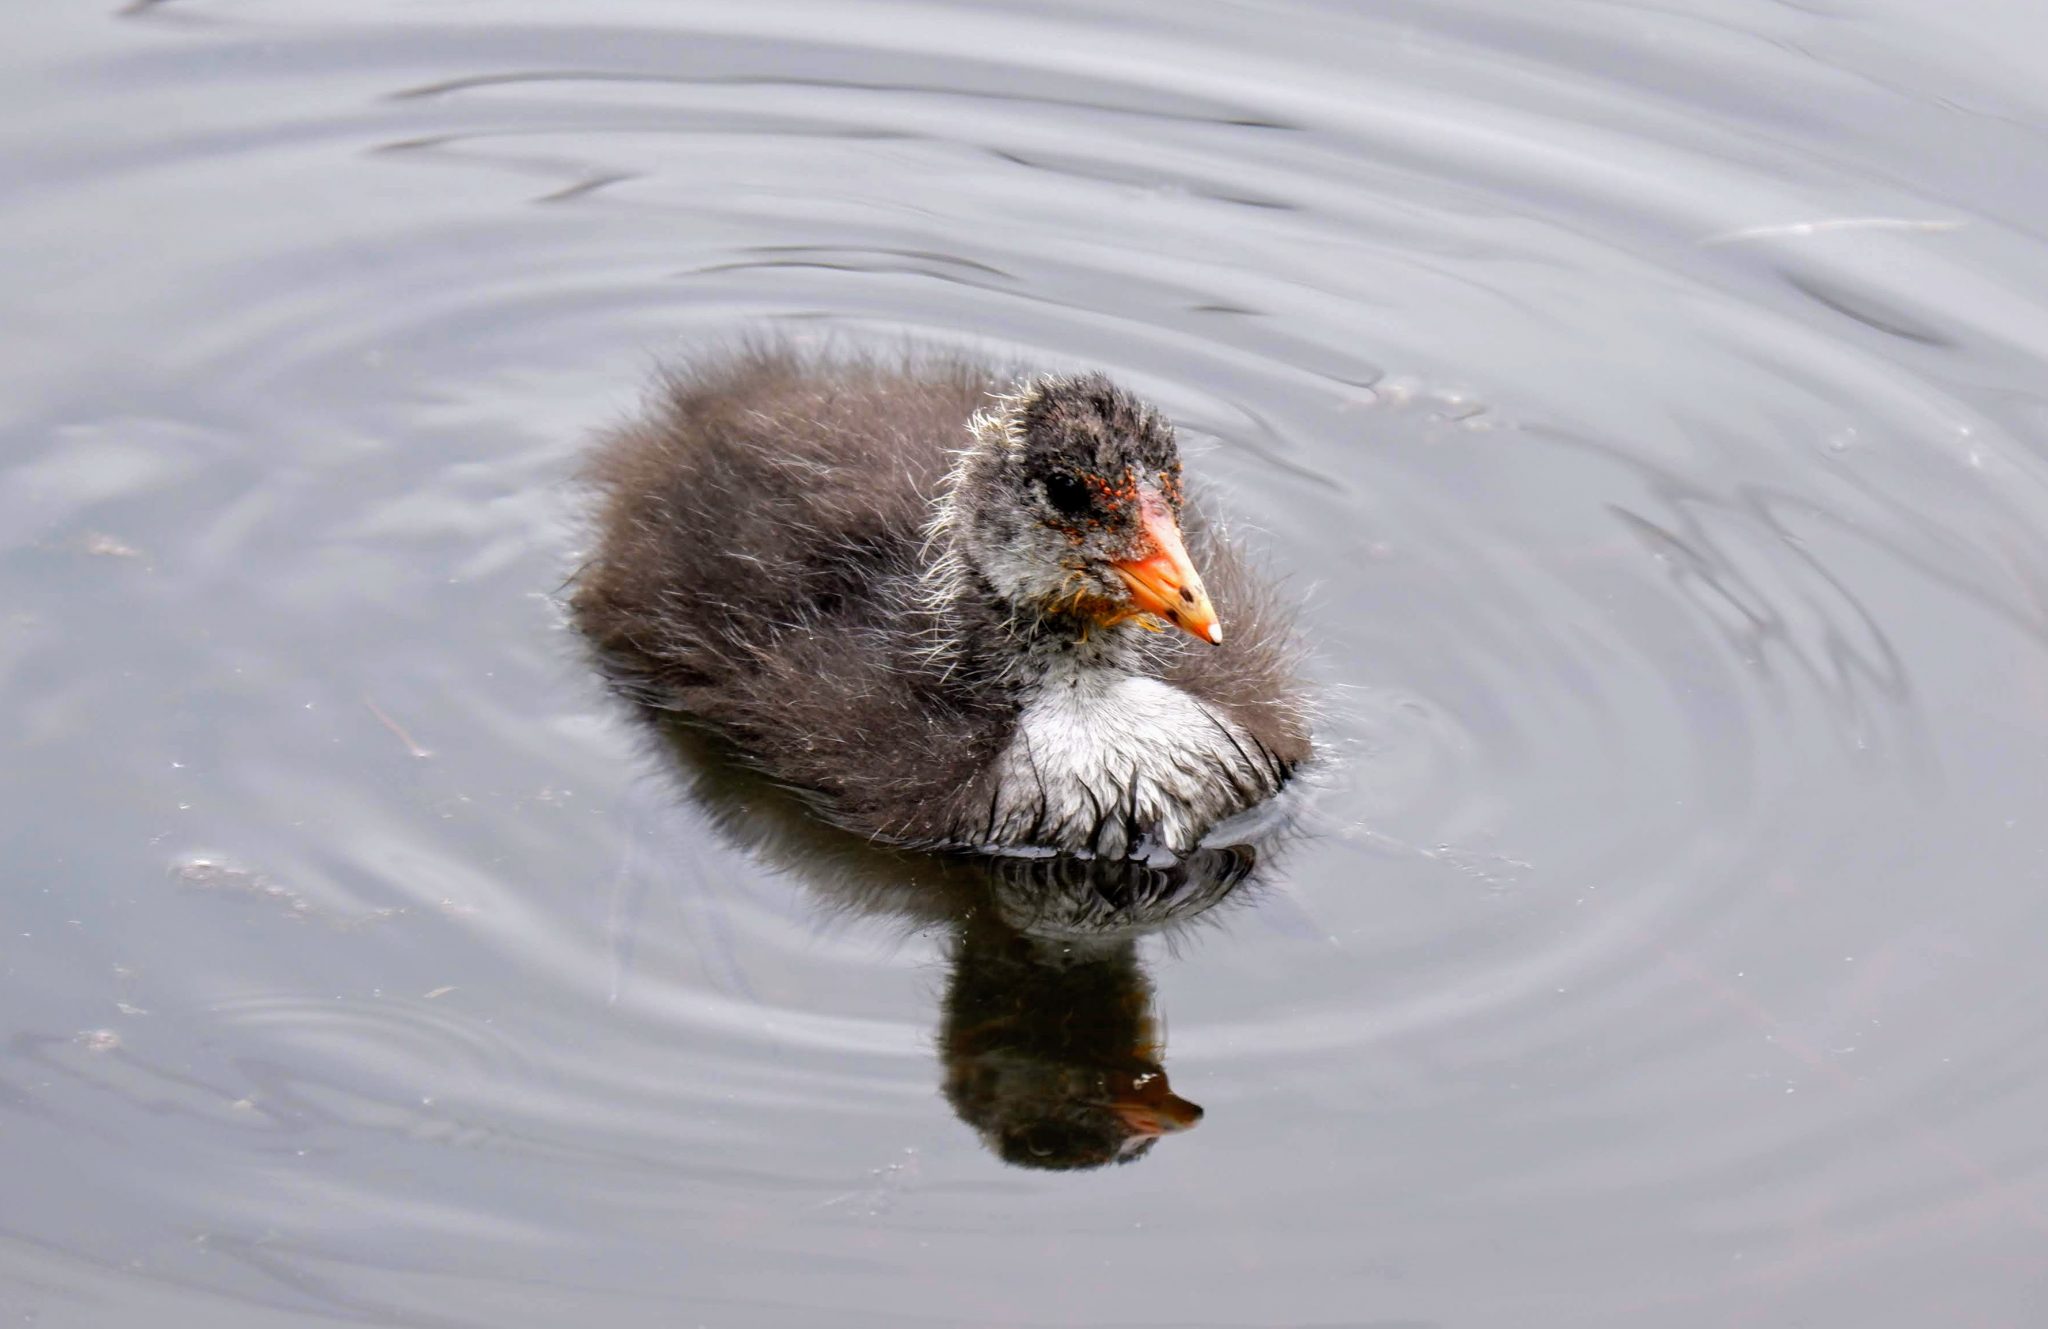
[{"left": 6, "top": 1, "right": 2048, "bottom": 1325}]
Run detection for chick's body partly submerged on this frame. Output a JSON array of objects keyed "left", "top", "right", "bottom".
[{"left": 572, "top": 347, "right": 1311, "bottom": 857}]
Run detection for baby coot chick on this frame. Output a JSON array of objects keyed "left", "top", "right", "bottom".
[{"left": 572, "top": 345, "right": 1310, "bottom": 857}]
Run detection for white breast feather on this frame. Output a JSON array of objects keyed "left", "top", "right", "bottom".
[{"left": 982, "top": 667, "right": 1274, "bottom": 857}]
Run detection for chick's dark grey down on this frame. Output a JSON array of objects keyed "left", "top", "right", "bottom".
[{"left": 572, "top": 345, "right": 1311, "bottom": 856}]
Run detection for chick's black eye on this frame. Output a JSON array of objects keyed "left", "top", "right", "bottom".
[{"left": 1042, "top": 472, "right": 1093, "bottom": 518}]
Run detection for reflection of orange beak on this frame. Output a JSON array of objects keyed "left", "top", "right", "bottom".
[
  {"left": 1110, "top": 1092, "right": 1204, "bottom": 1138},
  {"left": 1110, "top": 496, "right": 1222, "bottom": 644},
  {"left": 1107, "top": 1069, "right": 1204, "bottom": 1137}
]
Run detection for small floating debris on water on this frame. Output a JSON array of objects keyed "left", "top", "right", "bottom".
[
  {"left": 170, "top": 855, "right": 406, "bottom": 931},
  {"left": 816, "top": 1146, "right": 922, "bottom": 1218},
  {"left": 81, "top": 532, "right": 142, "bottom": 559},
  {"left": 173, "top": 857, "right": 317, "bottom": 920},
  {"left": 363, "top": 695, "right": 433, "bottom": 759},
  {"left": 1701, "top": 217, "right": 1965, "bottom": 246}
]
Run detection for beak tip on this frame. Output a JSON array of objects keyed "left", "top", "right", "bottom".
[{"left": 1109, "top": 500, "right": 1225, "bottom": 646}]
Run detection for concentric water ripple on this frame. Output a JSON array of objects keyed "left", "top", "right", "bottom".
[{"left": 6, "top": 2, "right": 2048, "bottom": 1325}]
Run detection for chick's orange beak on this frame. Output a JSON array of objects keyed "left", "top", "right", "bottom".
[{"left": 1110, "top": 497, "right": 1222, "bottom": 645}]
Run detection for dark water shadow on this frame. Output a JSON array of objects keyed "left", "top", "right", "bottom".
[{"left": 616, "top": 708, "right": 1281, "bottom": 1172}]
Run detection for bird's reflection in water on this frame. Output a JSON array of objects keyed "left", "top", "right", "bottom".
[
  {"left": 943, "top": 849, "right": 1253, "bottom": 1168},
  {"left": 627, "top": 713, "right": 1274, "bottom": 1171}
]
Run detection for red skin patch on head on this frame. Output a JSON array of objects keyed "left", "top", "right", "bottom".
[
  {"left": 1088, "top": 469, "right": 1140, "bottom": 507},
  {"left": 1082, "top": 469, "right": 1141, "bottom": 521},
  {"left": 1052, "top": 467, "right": 1177, "bottom": 550},
  {"left": 1052, "top": 466, "right": 1180, "bottom": 548}
]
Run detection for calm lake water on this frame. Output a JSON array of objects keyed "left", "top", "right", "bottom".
[{"left": 8, "top": 1, "right": 2048, "bottom": 1324}]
